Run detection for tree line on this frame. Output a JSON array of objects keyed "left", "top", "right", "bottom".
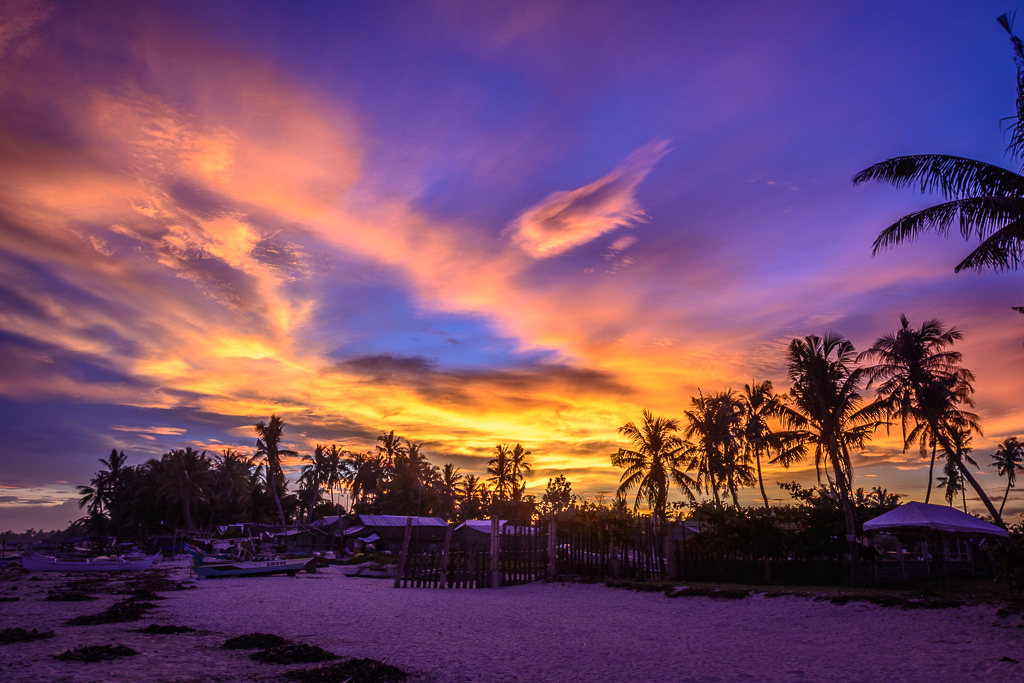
[
  {"left": 610, "top": 316, "right": 1023, "bottom": 580},
  {"left": 73, "top": 416, "right": 574, "bottom": 537}
]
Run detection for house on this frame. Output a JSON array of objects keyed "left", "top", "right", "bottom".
[{"left": 342, "top": 514, "right": 450, "bottom": 554}]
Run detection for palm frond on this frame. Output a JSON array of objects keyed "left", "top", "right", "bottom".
[
  {"left": 953, "top": 217, "right": 1024, "bottom": 271},
  {"left": 871, "top": 196, "right": 1024, "bottom": 255},
  {"left": 853, "top": 155, "right": 1024, "bottom": 200}
]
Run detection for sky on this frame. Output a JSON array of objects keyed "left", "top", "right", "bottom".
[{"left": 1, "top": 0, "right": 1023, "bottom": 532}]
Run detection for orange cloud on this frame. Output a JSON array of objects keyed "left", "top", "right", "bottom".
[{"left": 509, "top": 139, "right": 670, "bottom": 258}]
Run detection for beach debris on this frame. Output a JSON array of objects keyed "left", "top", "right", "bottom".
[
  {"left": 999, "top": 656, "right": 1019, "bottom": 663},
  {"left": 667, "top": 586, "right": 750, "bottom": 600},
  {"left": 285, "top": 658, "right": 409, "bottom": 683},
  {"left": 0, "top": 596, "right": 18, "bottom": 602},
  {"left": 64, "top": 598, "right": 157, "bottom": 625},
  {"left": 136, "top": 624, "right": 195, "bottom": 635},
  {"left": 0, "top": 627, "right": 55, "bottom": 644},
  {"left": 252, "top": 643, "right": 336, "bottom": 664},
  {"left": 222, "top": 632, "right": 292, "bottom": 649},
  {"left": 46, "top": 591, "right": 99, "bottom": 602},
  {"left": 55, "top": 644, "right": 138, "bottom": 662}
]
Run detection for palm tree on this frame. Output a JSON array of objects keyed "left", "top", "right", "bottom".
[
  {"left": 992, "top": 436, "right": 1024, "bottom": 515},
  {"left": 508, "top": 444, "right": 532, "bottom": 502},
  {"left": 160, "top": 447, "right": 211, "bottom": 531},
  {"left": 255, "top": 415, "right": 298, "bottom": 525},
  {"left": 439, "top": 463, "right": 462, "bottom": 521},
  {"left": 853, "top": 14, "right": 1024, "bottom": 318},
  {"left": 860, "top": 315, "right": 1002, "bottom": 524},
  {"left": 76, "top": 449, "right": 129, "bottom": 538},
  {"left": 299, "top": 445, "right": 330, "bottom": 523},
  {"left": 739, "top": 382, "right": 786, "bottom": 508},
  {"left": 611, "top": 410, "right": 696, "bottom": 521},
  {"left": 487, "top": 444, "right": 513, "bottom": 501},
  {"left": 782, "top": 333, "right": 888, "bottom": 580},
  {"left": 376, "top": 430, "right": 403, "bottom": 468},
  {"left": 682, "top": 391, "right": 745, "bottom": 507}
]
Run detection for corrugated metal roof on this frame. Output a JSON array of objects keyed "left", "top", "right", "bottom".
[
  {"left": 453, "top": 520, "right": 507, "bottom": 534},
  {"left": 357, "top": 514, "right": 448, "bottom": 528}
]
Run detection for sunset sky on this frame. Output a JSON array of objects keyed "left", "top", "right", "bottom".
[{"left": 1, "top": 0, "right": 1022, "bottom": 532}]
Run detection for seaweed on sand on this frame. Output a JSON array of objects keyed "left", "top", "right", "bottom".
[
  {"left": 64, "top": 598, "right": 157, "bottom": 625},
  {"left": 0, "top": 627, "right": 55, "bottom": 644},
  {"left": 285, "top": 658, "right": 409, "bottom": 683},
  {"left": 667, "top": 586, "right": 750, "bottom": 600},
  {"left": 55, "top": 644, "right": 137, "bottom": 662},
  {"left": 136, "top": 624, "right": 195, "bottom": 634},
  {"left": 46, "top": 591, "right": 99, "bottom": 602},
  {"left": 222, "top": 633, "right": 292, "bottom": 649},
  {"left": 252, "top": 643, "right": 337, "bottom": 664}
]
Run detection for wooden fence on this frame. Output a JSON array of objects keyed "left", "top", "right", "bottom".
[{"left": 396, "top": 517, "right": 553, "bottom": 589}]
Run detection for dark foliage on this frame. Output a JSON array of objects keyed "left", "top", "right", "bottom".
[
  {"left": 993, "top": 523, "right": 1024, "bottom": 593},
  {"left": 286, "top": 658, "right": 409, "bottom": 683},
  {"left": 55, "top": 644, "right": 138, "bottom": 662},
  {"left": 0, "top": 627, "right": 55, "bottom": 644}
]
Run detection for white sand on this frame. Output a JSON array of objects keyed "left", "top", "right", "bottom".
[{"left": 2, "top": 561, "right": 1023, "bottom": 682}]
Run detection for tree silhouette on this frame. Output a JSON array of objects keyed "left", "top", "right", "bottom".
[
  {"left": 255, "top": 415, "right": 297, "bottom": 525},
  {"left": 992, "top": 436, "right": 1024, "bottom": 515},
  {"left": 854, "top": 13, "right": 1024, "bottom": 322}
]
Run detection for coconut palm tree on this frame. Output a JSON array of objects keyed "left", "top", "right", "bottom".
[
  {"left": 682, "top": 391, "right": 747, "bottom": 507},
  {"left": 439, "top": 463, "right": 462, "bottom": 521},
  {"left": 860, "top": 315, "right": 1002, "bottom": 524},
  {"left": 611, "top": 410, "right": 696, "bottom": 521},
  {"left": 487, "top": 444, "right": 513, "bottom": 501},
  {"left": 299, "top": 445, "right": 330, "bottom": 523},
  {"left": 254, "top": 415, "right": 298, "bottom": 525},
  {"left": 992, "top": 436, "right": 1024, "bottom": 515},
  {"left": 509, "top": 444, "right": 532, "bottom": 502},
  {"left": 77, "top": 449, "right": 130, "bottom": 535},
  {"left": 782, "top": 333, "right": 888, "bottom": 580},
  {"left": 853, "top": 14, "right": 1024, "bottom": 318},
  {"left": 376, "top": 430, "right": 403, "bottom": 468},
  {"left": 160, "top": 447, "right": 211, "bottom": 531}
]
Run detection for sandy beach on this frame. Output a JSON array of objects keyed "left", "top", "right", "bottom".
[{"left": 1, "top": 561, "right": 1022, "bottom": 683}]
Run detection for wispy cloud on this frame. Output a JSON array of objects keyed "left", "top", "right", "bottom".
[{"left": 509, "top": 139, "right": 670, "bottom": 258}]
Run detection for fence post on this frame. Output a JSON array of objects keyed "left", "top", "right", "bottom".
[
  {"left": 490, "top": 516, "right": 501, "bottom": 588},
  {"left": 664, "top": 531, "right": 675, "bottom": 581},
  {"left": 439, "top": 522, "right": 453, "bottom": 588},
  {"left": 547, "top": 517, "right": 557, "bottom": 578},
  {"left": 394, "top": 516, "right": 413, "bottom": 588}
]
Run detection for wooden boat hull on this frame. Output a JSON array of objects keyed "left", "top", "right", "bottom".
[
  {"left": 192, "top": 557, "right": 312, "bottom": 578},
  {"left": 22, "top": 556, "right": 154, "bottom": 572}
]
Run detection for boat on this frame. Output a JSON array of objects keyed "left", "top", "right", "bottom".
[
  {"left": 334, "top": 561, "right": 396, "bottom": 579},
  {"left": 21, "top": 555, "right": 154, "bottom": 572},
  {"left": 184, "top": 544, "right": 313, "bottom": 578}
]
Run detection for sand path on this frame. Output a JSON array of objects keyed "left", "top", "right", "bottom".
[{"left": 1, "top": 562, "right": 1022, "bottom": 682}]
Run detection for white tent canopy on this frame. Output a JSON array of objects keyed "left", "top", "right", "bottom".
[{"left": 863, "top": 502, "right": 1008, "bottom": 538}]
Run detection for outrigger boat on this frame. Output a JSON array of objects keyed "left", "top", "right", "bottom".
[
  {"left": 21, "top": 555, "right": 154, "bottom": 572},
  {"left": 184, "top": 544, "right": 313, "bottom": 578}
]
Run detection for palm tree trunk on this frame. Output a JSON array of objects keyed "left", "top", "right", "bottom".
[
  {"left": 1000, "top": 479, "right": 1011, "bottom": 516},
  {"left": 756, "top": 448, "right": 770, "bottom": 508},
  {"left": 269, "top": 461, "right": 286, "bottom": 525},
  {"left": 835, "top": 447, "right": 860, "bottom": 582},
  {"left": 184, "top": 497, "right": 194, "bottom": 531},
  {"left": 925, "top": 443, "right": 936, "bottom": 504},
  {"left": 933, "top": 425, "right": 1003, "bottom": 526}
]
